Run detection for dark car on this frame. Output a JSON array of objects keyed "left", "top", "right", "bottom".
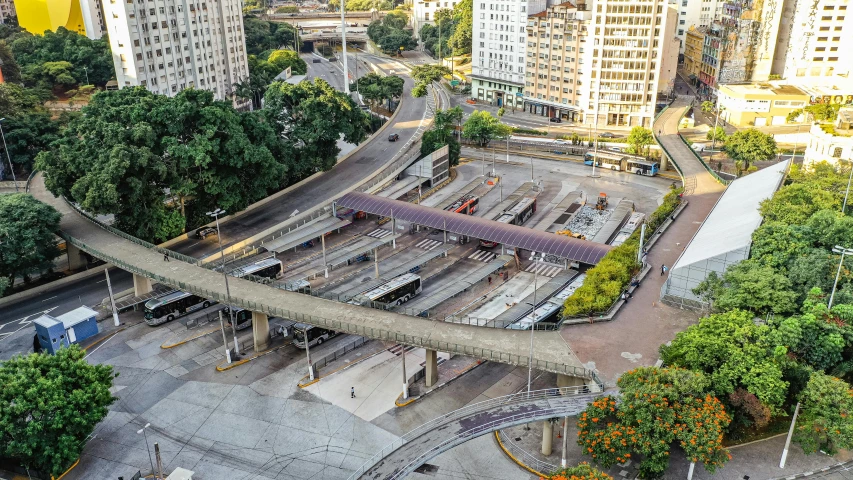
[
  {"left": 599, "top": 132, "right": 616, "bottom": 138},
  {"left": 549, "top": 117, "right": 562, "bottom": 123},
  {"left": 195, "top": 226, "right": 217, "bottom": 239},
  {"left": 388, "top": 133, "right": 400, "bottom": 141}
]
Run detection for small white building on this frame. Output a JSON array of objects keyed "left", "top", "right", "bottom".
[
  {"left": 660, "top": 160, "right": 789, "bottom": 310},
  {"left": 412, "top": 0, "right": 461, "bottom": 38},
  {"left": 804, "top": 108, "right": 853, "bottom": 167}
]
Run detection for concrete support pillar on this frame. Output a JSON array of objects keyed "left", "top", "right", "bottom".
[
  {"left": 660, "top": 154, "right": 669, "bottom": 171},
  {"left": 133, "top": 273, "right": 153, "bottom": 297},
  {"left": 542, "top": 420, "right": 553, "bottom": 456},
  {"left": 425, "top": 349, "right": 439, "bottom": 387},
  {"left": 252, "top": 311, "right": 270, "bottom": 352},
  {"left": 557, "top": 374, "right": 586, "bottom": 393},
  {"left": 66, "top": 244, "right": 87, "bottom": 270}
]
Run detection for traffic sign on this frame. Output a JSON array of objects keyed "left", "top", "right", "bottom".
[
  {"left": 450, "top": 80, "right": 459, "bottom": 86},
  {"left": 515, "top": 92, "right": 523, "bottom": 97}
]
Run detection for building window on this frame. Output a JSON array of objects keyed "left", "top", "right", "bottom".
[{"left": 833, "top": 147, "right": 843, "bottom": 158}]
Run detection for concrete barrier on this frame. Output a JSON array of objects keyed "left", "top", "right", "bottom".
[{"left": 0, "top": 264, "right": 109, "bottom": 309}]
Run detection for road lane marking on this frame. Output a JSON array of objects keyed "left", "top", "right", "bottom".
[{"left": 42, "top": 295, "right": 58, "bottom": 302}]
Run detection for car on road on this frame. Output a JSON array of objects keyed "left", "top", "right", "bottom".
[
  {"left": 388, "top": 133, "right": 400, "bottom": 142},
  {"left": 607, "top": 146, "right": 622, "bottom": 152},
  {"left": 599, "top": 132, "right": 617, "bottom": 138},
  {"left": 549, "top": 117, "right": 562, "bottom": 123},
  {"left": 195, "top": 227, "right": 217, "bottom": 239}
]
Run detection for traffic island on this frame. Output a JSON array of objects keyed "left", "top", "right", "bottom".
[{"left": 214, "top": 341, "right": 291, "bottom": 372}]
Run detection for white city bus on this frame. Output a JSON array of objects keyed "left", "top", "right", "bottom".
[
  {"left": 356, "top": 273, "right": 423, "bottom": 307},
  {"left": 480, "top": 197, "right": 537, "bottom": 248},
  {"left": 583, "top": 151, "right": 625, "bottom": 171},
  {"left": 292, "top": 323, "right": 338, "bottom": 348},
  {"left": 144, "top": 291, "right": 213, "bottom": 326}
]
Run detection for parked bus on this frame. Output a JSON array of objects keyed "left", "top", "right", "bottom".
[
  {"left": 625, "top": 159, "right": 660, "bottom": 176},
  {"left": 356, "top": 273, "right": 423, "bottom": 307},
  {"left": 224, "top": 307, "right": 254, "bottom": 330},
  {"left": 583, "top": 151, "right": 624, "bottom": 171},
  {"left": 229, "top": 258, "right": 284, "bottom": 281},
  {"left": 144, "top": 291, "right": 213, "bottom": 325},
  {"left": 292, "top": 323, "right": 338, "bottom": 348},
  {"left": 480, "top": 197, "right": 537, "bottom": 248},
  {"left": 445, "top": 194, "right": 480, "bottom": 215}
]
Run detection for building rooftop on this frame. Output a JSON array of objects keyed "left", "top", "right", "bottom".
[
  {"left": 33, "top": 306, "right": 98, "bottom": 330},
  {"left": 718, "top": 83, "right": 808, "bottom": 97},
  {"left": 672, "top": 160, "right": 789, "bottom": 271},
  {"left": 529, "top": 11, "right": 547, "bottom": 17}
]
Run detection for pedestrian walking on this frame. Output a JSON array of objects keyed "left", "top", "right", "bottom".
[
  {"left": 621, "top": 291, "right": 629, "bottom": 303},
  {"left": 163, "top": 253, "right": 169, "bottom": 262},
  {"left": 641, "top": 252, "right": 648, "bottom": 266},
  {"left": 488, "top": 276, "right": 492, "bottom": 285},
  {"left": 661, "top": 264, "right": 668, "bottom": 276},
  {"left": 351, "top": 387, "right": 355, "bottom": 398}
]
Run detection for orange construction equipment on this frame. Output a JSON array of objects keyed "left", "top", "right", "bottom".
[{"left": 596, "top": 192, "right": 608, "bottom": 210}]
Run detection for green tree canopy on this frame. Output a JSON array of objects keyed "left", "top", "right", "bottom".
[
  {"left": 1, "top": 110, "right": 65, "bottom": 172},
  {"left": 706, "top": 126, "right": 727, "bottom": 144},
  {"left": 420, "top": 107, "right": 463, "bottom": 166},
  {"left": 0, "top": 83, "right": 48, "bottom": 117},
  {"left": 794, "top": 372, "right": 853, "bottom": 455},
  {"left": 660, "top": 310, "right": 789, "bottom": 425},
  {"left": 37, "top": 87, "right": 289, "bottom": 242},
  {"left": 410, "top": 63, "right": 451, "bottom": 97},
  {"left": 701, "top": 100, "right": 715, "bottom": 113},
  {"left": 626, "top": 126, "right": 654, "bottom": 158},
  {"left": 723, "top": 128, "right": 777, "bottom": 172},
  {"left": 367, "top": 11, "right": 416, "bottom": 54},
  {"left": 0, "top": 39, "right": 21, "bottom": 83},
  {"left": 577, "top": 367, "right": 731, "bottom": 478},
  {"left": 0, "top": 345, "right": 116, "bottom": 477},
  {"left": 243, "top": 16, "right": 299, "bottom": 55},
  {"left": 461, "top": 110, "right": 510, "bottom": 146},
  {"left": 264, "top": 79, "right": 367, "bottom": 178},
  {"left": 352, "top": 72, "right": 404, "bottom": 110},
  {"left": 447, "top": 0, "right": 472, "bottom": 55},
  {"left": 267, "top": 49, "right": 307, "bottom": 75},
  {"left": 693, "top": 260, "right": 799, "bottom": 315},
  {"left": 10, "top": 27, "right": 113, "bottom": 90},
  {"left": 0, "top": 194, "right": 62, "bottom": 289}
]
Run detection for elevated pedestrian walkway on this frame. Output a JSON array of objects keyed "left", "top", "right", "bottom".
[
  {"left": 30, "top": 173, "right": 594, "bottom": 381},
  {"left": 349, "top": 385, "right": 603, "bottom": 480}
]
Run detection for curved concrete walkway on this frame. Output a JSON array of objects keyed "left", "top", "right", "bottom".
[
  {"left": 353, "top": 387, "right": 600, "bottom": 479},
  {"left": 30, "top": 174, "right": 593, "bottom": 380},
  {"left": 562, "top": 96, "right": 727, "bottom": 384}
]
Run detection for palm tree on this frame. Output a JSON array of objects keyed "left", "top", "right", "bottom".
[{"left": 233, "top": 79, "right": 254, "bottom": 110}]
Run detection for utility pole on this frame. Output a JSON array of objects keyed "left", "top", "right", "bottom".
[
  {"left": 340, "top": 0, "right": 349, "bottom": 95},
  {"left": 105, "top": 269, "right": 120, "bottom": 327}
]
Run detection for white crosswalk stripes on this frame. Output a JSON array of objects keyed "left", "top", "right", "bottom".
[
  {"left": 468, "top": 250, "right": 498, "bottom": 262},
  {"left": 525, "top": 262, "right": 563, "bottom": 278},
  {"left": 366, "top": 228, "right": 393, "bottom": 238},
  {"left": 415, "top": 239, "right": 443, "bottom": 250}
]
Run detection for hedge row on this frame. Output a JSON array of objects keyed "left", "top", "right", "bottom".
[
  {"left": 561, "top": 188, "right": 684, "bottom": 316},
  {"left": 510, "top": 127, "right": 548, "bottom": 136}
]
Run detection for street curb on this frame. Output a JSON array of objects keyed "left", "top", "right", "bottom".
[
  {"left": 297, "top": 343, "right": 389, "bottom": 388},
  {"left": 494, "top": 431, "right": 549, "bottom": 478},
  {"left": 51, "top": 459, "right": 80, "bottom": 480},
  {"left": 214, "top": 342, "right": 292, "bottom": 372},
  {"left": 161, "top": 325, "right": 221, "bottom": 349},
  {"left": 0, "top": 264, "right": 109, "bottom": 309}
]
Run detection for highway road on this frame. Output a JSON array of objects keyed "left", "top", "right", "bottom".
[{"left": 165, "top": 52, "right": 427, "bottom": 261}]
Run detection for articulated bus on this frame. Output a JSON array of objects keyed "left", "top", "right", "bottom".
[
  {"left": 480, "top": 197, "right": 537, "bottom": 248},
  {"left": 445, "top": 194, "right": 480, "bottom": 215},
  {"left": 144, "top": 291, "right": 213, "bottom": 326},
  {"left": 293, "top": 323, "right": 338, "bottom": 348},
  {"left": 583, "top": 151, "right": 625, "bottom": 171},
  {"left": 354, "top": 273, "right": 423, "bottom": 307},
  {"left": 625, "top": 158, "right": 660, "bottom": 176},
  {"left": 229, "top": 258, "right": 284, "bottom": 281}
]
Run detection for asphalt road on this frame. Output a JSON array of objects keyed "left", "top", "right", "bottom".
[{"left": 167, "top": 53, "right": 427, "bottom": 260}]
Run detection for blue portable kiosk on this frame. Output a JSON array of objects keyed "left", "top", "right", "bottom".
[{"left": 33, "top": 306, "right": 99, "bottom": 354}]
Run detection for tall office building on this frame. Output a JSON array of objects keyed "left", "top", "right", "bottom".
[
  {"left": 524, "top": 0, "right": 679, "bottom": 128},
  {"left": 472, "top": 0, "right": 546, "bottom": 109},
  {"left": 673, "top": 0, "right": 725, "bottom": 51},
  {"left": 0, "top": 0, "right": 14, "bottom": 24},
  {"left": 102, "top": 0, "right": 249, "bottom": 104}
]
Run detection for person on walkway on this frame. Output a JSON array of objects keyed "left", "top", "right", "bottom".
[
  {"left": 351, "top": 387, "right": 355, "bottom": 398},
  {"left": 621, "top": 291, "right": 630, "bottom": 303},
  {"left": 163, "top": 253, "right": 169, "bottom": 262},
  {"left": 661, "top": 264, "right": 668, "bottom": 276},
  {"left": 488, "top": 276, "right": 492, "bottom": 285},
  {"left": 658, "top": 129, "right": 662, "bottom": 136}
]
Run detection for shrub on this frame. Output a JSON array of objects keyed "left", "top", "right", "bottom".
[{"left": 511, "top": 126, "right": 548, "bottom": 136}]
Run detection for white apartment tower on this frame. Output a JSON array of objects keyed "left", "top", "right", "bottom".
[
  {"left": 472, "top": 0, "right": 547, "bottom": 109},
  {"left": 0, "top": 0, "right": 15, "bottom": 24},
  {"left": 102, "top": 0, "right": 249, "bottom": 103},
  {"left": 674, "top": 0, "right": 725, "bottom": 51}
]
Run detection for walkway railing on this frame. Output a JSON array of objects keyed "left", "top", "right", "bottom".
[
  {"left": 496, "top": 430, "right": 559, "bottom": 476},
  {"left": 676, "top": 133, "right": 730, "bottom": 186},
  {"left": 347, "top": 385, "right": 602, "bottom": 480}
]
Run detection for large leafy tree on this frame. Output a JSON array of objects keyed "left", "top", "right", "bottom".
[
  {"left": 660, "top": 310, "right": 789, "bottom": 427},
  {"left": 264, "top": 79, "right": 367, "bottom": 178},
  {"left": 10, "top": 28, "right": 112, "bottom": 90},
  {"left": 723, "top": 128, "right": 777, "bottom": 172},
  {"left": 421, "top": 107, "right": 463, "bottom": 166},
  {"left": 243, "top": 16, "right": 299, "bottom": 55},
  {"left": 577, "top": 367, "right": 731, "bottom": 478},
  {"left": 267, "top": 49, "right": 307, "bottom": 75},
  {"left": 37, "top": 88, "right": 288, "bottom": 242},
  {"left": 0, "top": 83, "right": 48, "bottom": 117},
  {"left": 0, "top": 111, "right": 65, "bottom": 172},
  {"left": 447, "top": 0, "right": 473, "bottom": 55},
  {"left": 462, "top": 110, "right": 511, "bottom": 146},
  {"left": 626, "top": 126, "right": 654, "bottom": 158},
  {"left": 693, "top": 260, "right": 799, "bottom": 315},
  {"left": 548, "top": 463, "right": 612, "bottom": 480},
  {"left": 0, "top": 346, "right": 116, "bottom": 477},
  {"left": 794, "top": 372, "right": 853, "bottom": 455},
  {"left": 367, "top": 11, "right": 416, "bottom": 55},
  {"left": 352, "top": 72, "right": 404, "bottom": 110},
  {"left": 0, "top": 39, "right": 21, "bottom": 83},
  {"left": 410, "top": 63, "right": 451, "bottom": 97},
  {"left": 0, "top": 194, "right": 61, "bottom": 289}
]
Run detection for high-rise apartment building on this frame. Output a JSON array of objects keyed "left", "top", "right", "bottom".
[
  {"left": 472, "top": 0, "right": 546, "bottom": 109},
  {"left": 673, "top": 0, "right": 725, "bottom": 51},
  {"left": 524, "top": 0, "right": 678, "bottom": 128},
  {"left": 0, "top": 0, "right": 14, "bottom": 24},
  {"left": 102, "top": 0, "right": 249, "bottom": 104},
  {"left": 412, "top": 0, "right": 461, "bottom": 38},
  {"left": 772, "top": 0, "right": 851, "bottom": 85}
]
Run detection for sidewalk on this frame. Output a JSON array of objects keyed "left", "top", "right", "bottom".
[{"left": 561, "top": 96, "right": 727, "bottom": 386}]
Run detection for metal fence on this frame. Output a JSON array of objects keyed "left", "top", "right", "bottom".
[
  {"left": 496, "top": 430, "right": 559, "bottom": 476},
  {"left": 312, "top": 336, "right": 369, "bottom": 371},
  {"left": 346, "top": 385, "right": 602, "bottom": 480},
  {"left": 677, "top": 133, "right": 730, "bottom": 186}
]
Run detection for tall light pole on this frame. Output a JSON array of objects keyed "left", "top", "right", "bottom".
[
  {"left": 208, "top": 208, "right": 239, "bottom": 355},
  {"left": 829, "top": 245, "right": 853, "bottom": 309},
  {"left": 527, "top": 252, "right": 542, "bottom": 398},
  {"left": 82, "top": 66, "right": 89, "bottom": 85},
  {"left": 136, "top": 423, "right": 156, "bottom": 478},
  {"left": 590, "top": 85, "right": 601, "bottom": 179},
  {"left": 0, "top": 118, "right": 18, "bottom": 192},
  {"left": 340, "top": 0, "right": 349, "bottom": 95}
]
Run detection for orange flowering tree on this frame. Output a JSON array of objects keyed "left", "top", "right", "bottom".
[
  {"left": 576, "top": 367, "right": 732, "bottom": 478},
  {"left": 544, "top": 462, "right": 612, "bottom": 480}
]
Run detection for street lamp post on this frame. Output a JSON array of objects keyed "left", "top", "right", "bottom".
[
  {"left": 829, "top": 245, "right": 853, "bottom": 309},
  {"left": 340, "top": 0, "right": 349, "bottom": 95},
  {"left": 136, "top": 423, "right": 156, "bottom": 478},
  {"left": 527, "top": 252, "right": 542, "bottom": 398},
  {"left": 207, "top": 208, "right": 239, "bottom": 355},
  {"left": 83, "top": 66, "right": 89, "bottom": 85},
  {"left": 0, "top": 118, "right": 18, "bottom": 192}
]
